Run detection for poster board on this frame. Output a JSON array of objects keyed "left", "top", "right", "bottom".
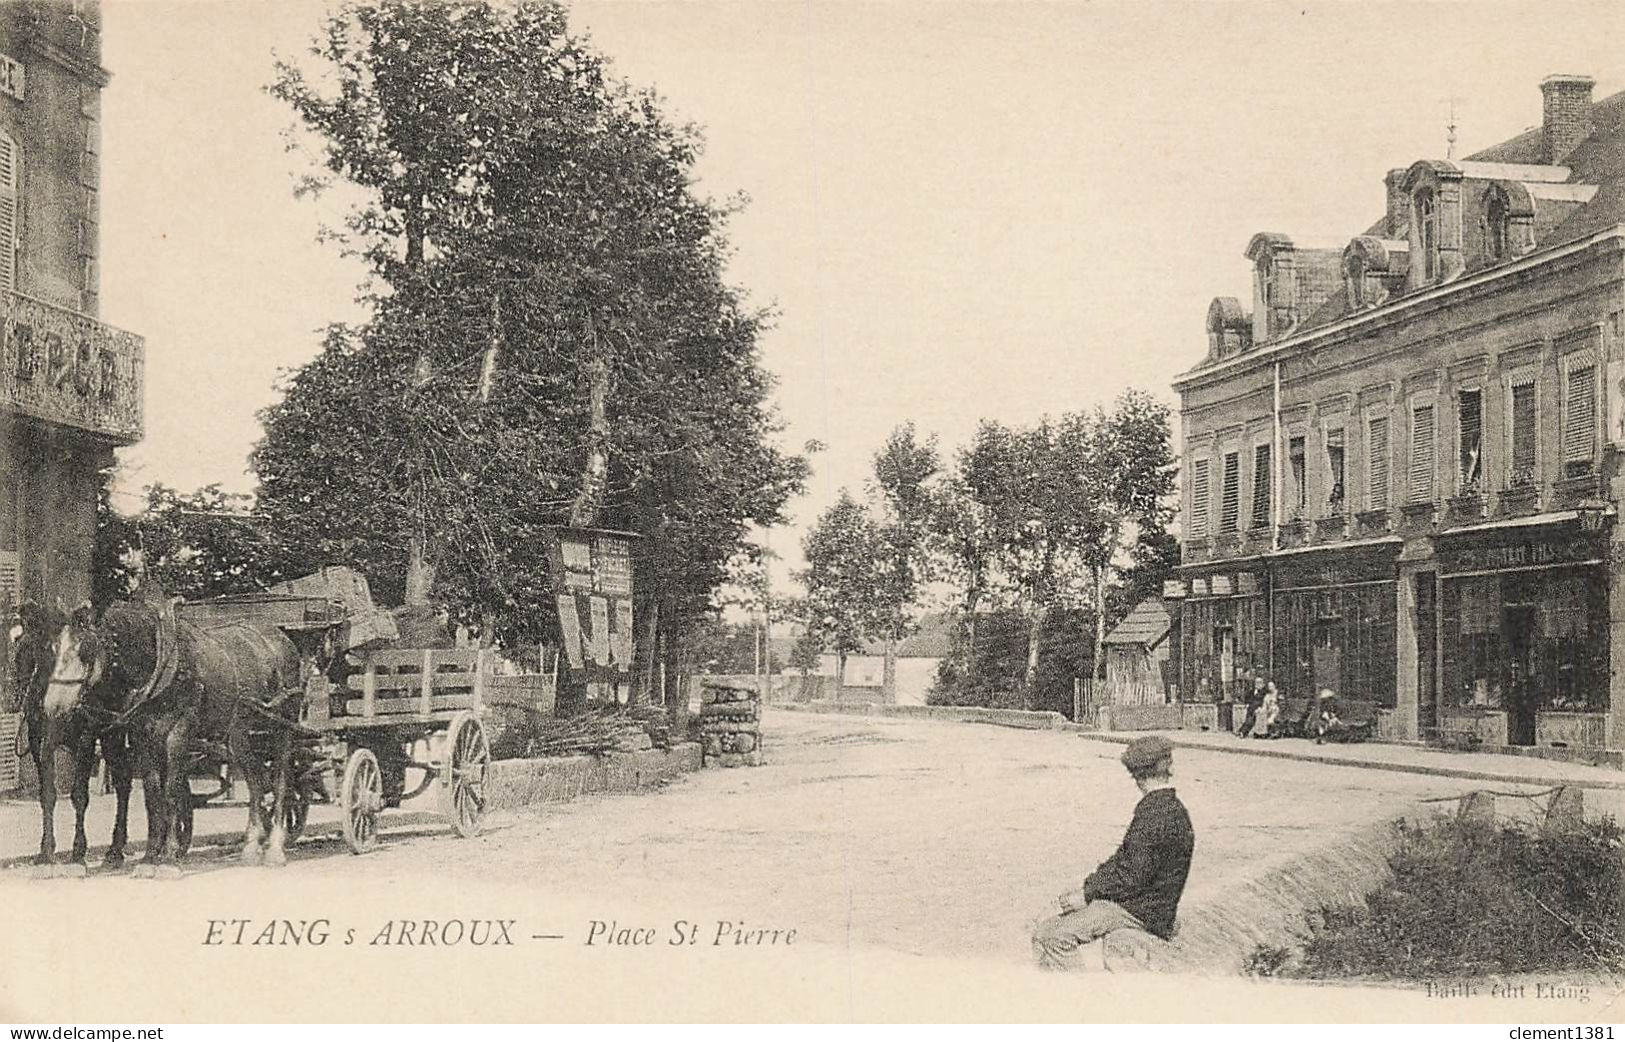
[{"left": 541, "top": 526, "right": 638, "bottom": 682}]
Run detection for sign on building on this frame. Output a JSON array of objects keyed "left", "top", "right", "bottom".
[{"left": 541, "top": 527, "right": 638, "bottom": 681}]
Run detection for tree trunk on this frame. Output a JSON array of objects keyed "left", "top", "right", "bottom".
[
  {"left": 1093, "top": 566, "right": 1109, "bottom": 682},
  {"left": 404, "top": 530, "right": 435, "bottom": 606},
  {"left": 632, "top": 596, "right": 658, "bottom": 709},
  {"left": 569, "top": 315, "right": 610, "bottom": 528},
  {"left": 661, "top": 621, "right": 690, "bottom": 730},
  {"left": 1023, "top": 604, "right": 1048, "bottom": 710},
  {"left": 475, "top": 290, "right": 503, "bottom": 403},
  {"left": 882, "top": 633, "right": 897, "bottom": 705},
  {"left": 836, "top": 651, "right": 848, "bottom": 696}
]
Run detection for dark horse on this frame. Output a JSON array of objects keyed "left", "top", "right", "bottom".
[
  {"left": 44, "top": 596, "right": 305, "bottom": 866},
  {"left": 10, "top": 601, "right": 135, "bottom": 866}
]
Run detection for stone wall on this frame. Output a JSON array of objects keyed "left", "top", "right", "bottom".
[{"left": 484, "top": 743, "right": 701, "bottom": 812}]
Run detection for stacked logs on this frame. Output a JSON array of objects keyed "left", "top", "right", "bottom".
[{"left": 699, "top": 683, "right": 762, "bottom": 767}]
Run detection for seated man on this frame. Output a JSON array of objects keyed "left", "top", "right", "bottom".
[{"left": 1032, "top": 735, "right": 1196, "bottom": 970}]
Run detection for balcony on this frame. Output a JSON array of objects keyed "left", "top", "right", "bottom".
[{"left": 0, "top": 290, "right": 143, "bottom": 445}]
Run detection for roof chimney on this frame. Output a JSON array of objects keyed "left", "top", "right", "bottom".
[
  {"left": 1384, "top": 168, "right": 1409, "bottom": 238},
  {"left": 1540, "top": 74, "right": 1595, "bottom": 164}
]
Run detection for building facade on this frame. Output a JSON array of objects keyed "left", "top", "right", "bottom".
[
  {"left": 0, "top": 0, "right": 144, "bottom": 790},
  {"left": 1171, "top": 74, "right": 1625, "bottom": 758}
]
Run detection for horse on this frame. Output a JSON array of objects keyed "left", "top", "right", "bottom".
[
  {"left": 44, "top": 597, "right": 305, "bottom": 866},
  {"left": 11, "top": 601, "right": 135, "bottom": 867}
]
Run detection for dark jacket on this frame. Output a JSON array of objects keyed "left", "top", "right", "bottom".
[{"left": 1081, "top": 787, "right": 1195, "bottom": 939}]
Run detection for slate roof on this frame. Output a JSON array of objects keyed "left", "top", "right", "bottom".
[{"left": 1102, "top": 598, "right": 1171, "bottom": 648}]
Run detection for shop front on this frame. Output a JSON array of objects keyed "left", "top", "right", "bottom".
[
  {"left": 1268, "top": 542, "right": 1400, "bottom": 714},
  {"left": 1171, "top": 565, "right": 1269, "bottom": 727},
  {"left": 1435, "top": 518, "right": 1610, "bottom": 749}
]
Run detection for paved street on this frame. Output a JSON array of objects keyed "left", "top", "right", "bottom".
[{"left": 8, "top": 710, "right": 1617, "bottom": 965}]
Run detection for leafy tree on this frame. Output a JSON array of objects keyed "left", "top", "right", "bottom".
[
  {"left": 94, "top": 482, "right": 287, "bottom": 604},
  {"left": 797, "top": 491, "right": 884, "bottom": 688},
  {"left": 1076, "top": 390, "right": 1178, "bottom": 680},
  {"left": 262, "top": 0, "right": 804, "bottom": 707},
  {"left": 868, "top": 423, "right": 939, "bottom": 699}
]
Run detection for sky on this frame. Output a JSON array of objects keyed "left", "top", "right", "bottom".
[{"left": 97, "top": 0, "right": 1625, "bottom": 587}]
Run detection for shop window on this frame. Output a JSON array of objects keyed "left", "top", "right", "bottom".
[
  {"left": 1250, "top": 443, "right": 1271, "bottom": 530},
  {"left": 1457, "top": 388, "right": 1482, "bottom": 491},
  {"left": 1509, "top": 380, "right": 1537, "bottom": 488},
  {"left": 1367, "top": 416, "right": 1389, "bottom": 510},
  {"left": 1288, "top": 436, "right": 1306, "bottom": 518},
  {"left": 1562, "top": 363, "right": 1597, "bottom": 478},
  {"left": 1219, "top": 452, "right": 1240, "bottom": 533},
  {"left": 1409, "top": 403, "right": 1436, "bottom": 502},
  {"left": 1190, "top": 458, "right": 1210, "bottom": 538},
  {"left": 1325, "top": 428, "right": 1346, "bottom": 515}
]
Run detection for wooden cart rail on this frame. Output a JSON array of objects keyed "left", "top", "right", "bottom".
[{"left": 342, "top": 647, "right": 487, "bottom": 721}]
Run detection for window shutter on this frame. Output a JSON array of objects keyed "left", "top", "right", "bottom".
[
  {"left": 1563, "top": 365, "right": 1597, "bottom": 467},
  {"left": 1511, "top": 381, "right": 1536, "bottom": 484},
  {"left": 1251, "top": 443, "right": 1271, "bottom": 529},
  {"left": 1190, "top": 459, "right": 1210, "bottom": 538},
  {"left": 1220, "top": 452, "right": 1239, "bottom": 533},
  {"left": 1409, "top": 404, "right": 1435, "bottom": 503},
  {"left": 1367, "top": 417, "right": 1389, "bottom": 510},
  {"left": 0, "top": 133, "right": 16, "bottom": 293}
]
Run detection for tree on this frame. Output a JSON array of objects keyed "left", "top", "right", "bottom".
[
  {"left": 94, "top": 482, "right": 288, "bottom": 604},
  {"left": 262, "top": 0, "right": 805, "bottom": 704},
  {"left": 1076, "top": 391, "right": 1178, "bottom": 682},
  {"left": 868, "top": 423, "right": 939, "bottom": 701},
  {"left": 958, "top": 417, "right": 1097, "bottom": 706},
  {"left": 797, "top": 491, "right": 884, "bottom": 689}
]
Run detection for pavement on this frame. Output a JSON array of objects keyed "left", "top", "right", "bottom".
[
  {"left": 1076, "top": 726, "right": 1625, "bottom": 790},
  {"left": 2, "top": 708, "right": 1618, "bottom": 1021}
]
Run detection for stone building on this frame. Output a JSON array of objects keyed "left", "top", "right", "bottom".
[
  {"left": 0, "top": 0, "right": 144, "bottom": 790},
  {"left": 1171, "top": 74, "right": 1625, "bottom": 759}
]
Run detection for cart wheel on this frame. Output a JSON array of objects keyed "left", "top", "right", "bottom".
[
  {"left": 340, "top": 747, "right": 383, "bottom": 854},
  {"left": 440, "top": 711, "right": 489, "bottom": 839}
]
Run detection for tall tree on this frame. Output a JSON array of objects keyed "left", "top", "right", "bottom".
[
  {"left": 262, "top": 0, "right": 804, "bottom": 697},
  {"left": 868, "top": 423, "right": 939, "bottom": 700},
  {"left": 1076, "top": 391, "right": 1178, "bottom": 682},
  {"left": 797, "top": 491, "right": 884, "bottom": 690}
]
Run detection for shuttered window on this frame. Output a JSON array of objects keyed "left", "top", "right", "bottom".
[
  {"left": 1409, "top": 404, "right": 1435, "bottom": 503},
  {"left": 0, "top": 132, "right": 17, "bottom": 293},
  {"left": 1190, "top": 458, "right": 1210, "bottom": 538},
  {"left": 1563, "top": 364, "right": 1597, "bottom": 477},
  {"left": 1367, "top": 416, "right": 1389, "bottom": 510},
  {"left": 1458, "top": 389, "right": 1482, "bottom": 488},
  {"left": 1219, "top": 452, "right": 1240, "bottom": 533},
  {"left": 1288, "top": 436, "right": 1306, "bottom": 517},
  {"left": 1510, "top": 380, "right": 1536, "bottom": 487},
  {"left": 1250, "top": 443, "right": 1271, "bottom": 530}
]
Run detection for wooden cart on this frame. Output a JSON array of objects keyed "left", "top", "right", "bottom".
[{"left": 175, "top": 589, "right": 491, "bottom": 856}]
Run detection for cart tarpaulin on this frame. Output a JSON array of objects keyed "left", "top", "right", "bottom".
[{"left": 543, "top": 526, "right": 638, "bottom": 681}]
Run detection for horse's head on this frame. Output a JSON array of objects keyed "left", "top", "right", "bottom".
[{"left": 43, "top": 602, "right": 104, "bottom": 720}]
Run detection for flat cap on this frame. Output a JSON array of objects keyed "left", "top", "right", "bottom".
[{"left": 1121, "top": 735, "right": 1174, "bottom": 772}]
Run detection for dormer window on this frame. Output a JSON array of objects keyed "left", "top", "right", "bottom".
[
  {"left": 1343, "top": 254, "right": 1363, "bottom": 309},
  {"left": 1415, "top": 190, "right": 1438, "bottom": 281},
  {"left": 1258, "top": 258, "right": 1276, "bottom": 318}
]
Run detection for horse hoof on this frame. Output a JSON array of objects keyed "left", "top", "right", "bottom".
[
  {"left": 31, "top": 852, "right": 53, "bottom": 867},
  {"left": 102, "top": 852, "right": 125, "bottom": 870},
  {"left": 240, "top": 846, "right": 264, "bottom": 867}
]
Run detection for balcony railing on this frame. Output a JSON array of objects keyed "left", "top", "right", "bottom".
[{"left": 0, "top": 290, "right": 143, "bottom": 444}]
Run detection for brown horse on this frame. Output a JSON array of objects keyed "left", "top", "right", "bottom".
[
  {"left": 45, "top": 597, "right": 304, "bottom": 866},
  {"left": 11, "top": 601, "right": 135, "bottom": 866}
]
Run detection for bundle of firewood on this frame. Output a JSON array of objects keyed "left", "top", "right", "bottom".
[{"left": 699, "top": 684, "right": 761, "bottom": 767}]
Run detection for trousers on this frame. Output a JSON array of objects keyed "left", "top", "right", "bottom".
[{"left": 1031, "top": 899, "right": 1147, "bottom": 970}]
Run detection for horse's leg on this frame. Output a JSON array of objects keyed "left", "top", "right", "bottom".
[
  {"left": 33, "top": 717, "right": 59, "bottom": 865},
  {"left": 161, "top": 723, "right": 192, "bottom": 864},
  {"left": 229, "top": 725, "right": 265, "bottom": 865},
  {"left": 264, "top": 726, "right": 293, "bottom": 867},
  {"left": 103, "top": 733, "right": 133, "bottom": 867},
  {"left": 138, "top": 728, "right": 168, "bottom": 866},
  {"left": 69, "top": 726, "right": 95, "bottom": 864}
]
